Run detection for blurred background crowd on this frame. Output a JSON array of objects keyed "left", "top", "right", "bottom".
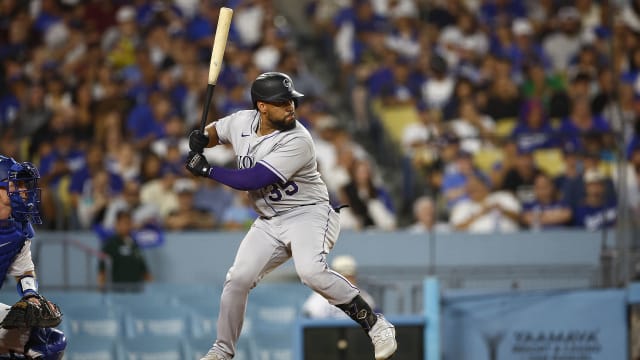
[{"left": 1, "top": 0, "right": 639, "bottom": 237}]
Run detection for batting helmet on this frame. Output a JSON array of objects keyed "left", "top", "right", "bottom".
[{"left": 250, "top": 72, "right": 304, "bottom": 108}]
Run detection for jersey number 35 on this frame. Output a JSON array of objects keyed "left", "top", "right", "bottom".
[{"left": 267, "top": 181, "right": 299, "bottom": 201}]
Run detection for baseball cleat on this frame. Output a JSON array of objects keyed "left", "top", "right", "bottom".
[
  {"left": 200, "top": 348, "right": 229, "bottom": 360},
  {"left": 369, "top": 314, "right": 397, "bottom": 359}
]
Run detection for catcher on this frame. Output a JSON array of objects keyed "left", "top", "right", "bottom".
[{"left": 0, "top": 156, "right": 65, "bottom": 359}]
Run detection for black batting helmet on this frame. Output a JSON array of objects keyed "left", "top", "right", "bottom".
[{"left": 250, "top": 72, "right": 304, "bottom": 108}]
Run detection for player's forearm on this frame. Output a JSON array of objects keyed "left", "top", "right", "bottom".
[
  {"left": 204, "top": 122, "right": 221, "bottom": 148},
  {"left": 209, "top": 163, "right": 280, "bottom": 191}
]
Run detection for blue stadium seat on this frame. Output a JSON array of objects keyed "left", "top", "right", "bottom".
[
  {"left": 247, "top": 282, "right": 308, "bottom": 339},
  {"left": 122, "top": 303, "right": 192, "bottom": 338},
  {"left": 121, "top": 335, "right": 187, "bottom": 360},
  {"left": 65, "top": 304, "right": 123, "bottom": 339},
  {"left": 65, "top": 335, "right": 121, "bottom": 360},
  {"left": 179, "top": 296, "right": 219, "bottom": 338}
]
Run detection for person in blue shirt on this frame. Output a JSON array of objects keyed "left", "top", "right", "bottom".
[
  {"left": 511, "top": 99, "right": 559, "bottom": 153},
  {"left": 557, "top": 97, "right": 611, "bottom": 152},
  {"left": 573, "top": 169, "right": 617, "bottom": 231},
  {"left": 521, "top": 173, "right": 572, "bottom": 230},
  {"left": 0, "top": 155, "right": 66, "bottom": 359}
]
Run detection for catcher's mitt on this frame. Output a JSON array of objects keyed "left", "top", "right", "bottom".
[{"left": 1, "top": 294, "right": 62, "bottom": 329}]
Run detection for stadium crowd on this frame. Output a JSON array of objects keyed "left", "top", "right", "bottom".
[{"left": 0, "top": 0, "right": 638, "bottom": 235}]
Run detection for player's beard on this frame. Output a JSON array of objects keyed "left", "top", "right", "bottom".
[{"left": 270, "top": 112, "right": 297, "bottom": 131}]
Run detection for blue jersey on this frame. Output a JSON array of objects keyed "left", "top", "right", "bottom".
[{"left": 0, "top": 220, "right": 34, "bottom": 289}]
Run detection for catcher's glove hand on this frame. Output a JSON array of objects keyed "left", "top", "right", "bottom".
[{"left": 1, "top": 294, "right": 62, "bottom": 329}]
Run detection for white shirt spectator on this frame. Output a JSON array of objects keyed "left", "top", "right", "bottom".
[
  {"left": 421, "top": 77, "right": 455, "bottom": 110},
  {"left": 449, "top": 115, "right": 495, "bottom": 154},
  {"left": 234, "top": 3, "right": 265, "bottom": 47},
  {"left": 450, "top": 191, "right": 522, "bottom": 233}
]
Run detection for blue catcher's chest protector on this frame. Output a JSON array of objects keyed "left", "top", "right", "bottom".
[{"left": 0, "top": 220, "right": 33, "bottom": 289}]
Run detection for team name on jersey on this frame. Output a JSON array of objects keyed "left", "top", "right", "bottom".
[{"left": 237, "top": 155, "right": 255, "bottom": 169}]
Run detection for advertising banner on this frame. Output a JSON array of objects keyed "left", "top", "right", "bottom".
[{"left": 442, "top": 289, "right": 627, "bottom": 360}]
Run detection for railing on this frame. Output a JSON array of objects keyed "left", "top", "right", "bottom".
[{"left": 33, "top": 236, "right": 111, "bottom": 291}]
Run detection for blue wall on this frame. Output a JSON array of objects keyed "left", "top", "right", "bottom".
[{"left": 32, "top": 229, "right": 603, "bottom": 291}]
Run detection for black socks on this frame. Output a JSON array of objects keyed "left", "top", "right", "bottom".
[{"left": 336, "top": 294, "right": 378, "bottom": 332}]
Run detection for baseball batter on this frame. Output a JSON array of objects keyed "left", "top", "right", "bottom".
[{"left": 185, "top": 72, "right": 397, "bottom": 360}]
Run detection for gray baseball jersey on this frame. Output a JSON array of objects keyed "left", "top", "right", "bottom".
[{"left": 214, "top": 110, "right": 330, "bottom": 218}]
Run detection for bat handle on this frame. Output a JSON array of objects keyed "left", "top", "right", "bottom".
[{"left": 200, "top": 84, "right": 215, "bottom": 132}]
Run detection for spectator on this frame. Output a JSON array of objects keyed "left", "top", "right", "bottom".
[
  {"left": 438, "top": 10, "right": 489, "bottom": 69},
  {"left": 450, "top": 176, "right": 522, "bottom": 233},
  {"left": 339, "top": 159, "right": 396, "bottom": 231},
  {"left": 485, "top": 75, "right": 522, "bottom": 121},
  {"left": 125, "top": 91, "right": 169, "bottom": 150},
  {"left": 75, "top": 169, "right": 115, "bottom": 231},
  {"left": 108, "top": 141, "right": 140, "bottom": 182},
  {"left": 193, "top": 178, "right": 235, "bottom": 226},
  {"left": 611, "top": 145, "right": 640, "bottom": 217},
  {"left": 302, "top": 255, "right": 377, "bottom": 319},
  {"left": 69, "top": 145, "right": 124, "bottom": 226},
  {"left": 521, "top": 173, "right": 572, "bottom": 230},
  {"left": 98, "top": 209, "right": 152, "bottom": 292},
  {"left": 442, "top": 77, "right": 475, "bottom": 120},
  {"left": 573, "top": 169, "right": 617, "bottom": 231},
  {"left": 542, "top": 7, "right": 586, "bottom": 73},
  {"left": 499, "top": 148, "right": 541, "bottom": 204},
  {"left": 448, "top": 99, "right": 496, "bottom": 154},
  {"left": 441, "top": 150, "right": 489, "bottom": 209},
  {"left": 400, "top": 102, "right": 441, "bottom": 209},
  {"left": 102, "top": 180, "right": 160, "bottom": 233},
  {"left": 421, "top": 54, "right": 455, "bottom": 110},
  {"left": 548, "top": 72, "right": 592, "bottom": 119},
  {"left": 521, "top": 62, "right": 564, "bottom": 106},
  {"left": 139, "top": 166, "right": 180, "bottom": 219},
  {"left": 221, "top": 192, "right": 258, "bottom": 231},
  {"left": 407, "top": 196, "right": 450, "bottom": 233},
  {"left": 379, "top": 58, "right": 419, "bottom": 107},
  {"left": 150, "top": 115, "right": 189, "bottom": 159},
  {"left": 164, "top": 178, "right": 216, "bottom": 231},
  {"left": 138, "top": 151, "right": 164, "bottom": 185},
  {"left": 511, "top": 99, "right": 558, "bottom": 153},
  {"left": 506, "top": 18, "right": 552, "bottom": 77},
  {"left": 102, "top": 5, "right": 141, "bottom": 69},
  {"left": 557, "top": 97, "right": 611, "bottom": 152}
]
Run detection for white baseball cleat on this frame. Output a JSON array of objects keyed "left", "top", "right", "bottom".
[
  {"left": 200, "top": 348, "right": 229, "bottom": 360},
  {"left": 369, "top": 314, "right": 397, "bottom": 359}
]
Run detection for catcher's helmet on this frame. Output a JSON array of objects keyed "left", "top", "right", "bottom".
[
  {"left": 0, "top": 155, "right": 42, "bottom": 224},
  {"left": 250, "top": 72, "right": 304, "bottom": 108}
]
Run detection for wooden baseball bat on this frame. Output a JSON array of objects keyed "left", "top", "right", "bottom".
[{"left": 200, "top": 7, "right": 234, "bottom": 132}]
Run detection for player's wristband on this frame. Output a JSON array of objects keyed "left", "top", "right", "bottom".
[{"left": 17, "top": 275, "right": 38, "bottom": 297}]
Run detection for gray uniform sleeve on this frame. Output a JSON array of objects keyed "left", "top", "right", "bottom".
[
  {"left": 214, "top": 114, "right": 235, "bottom": 145},
  {"left": 258, "top": 137, "right": 313, "bottom": 182}
]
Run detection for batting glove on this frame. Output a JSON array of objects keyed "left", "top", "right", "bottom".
[
  {"left": 188, "top": 130, "right": 209, "bottom": 153},
  {"left": 185, "top": 151, "right": 212, "bottom": 177}
]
